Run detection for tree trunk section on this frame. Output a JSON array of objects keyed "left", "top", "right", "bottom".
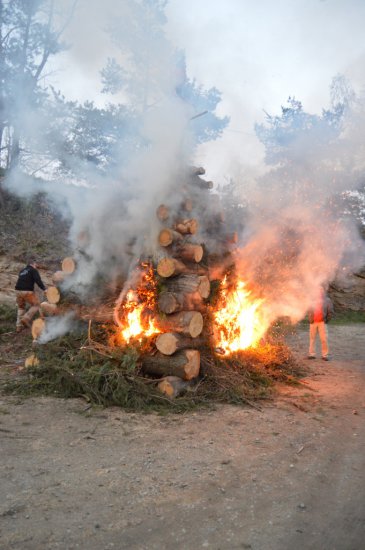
[
  {"left": 156, "top": 332, "right": 206, "bottom": 355},
  {"left": 157, "top": 257, "right": 187, "bottom": 278},
  {"left": 177, "top": 243, "right": 203, "bottom": 263},
  {"left": 158, "top": 228, "right": 183, "bottom": 247},
  {"left": 32, "top": 318, "right": 45, "bottom": 340},
  {"left": 163, "top": 274, "right": 210, "bottom": 299},
  {"left": 157, "top": 310, "right": 203, "bottom": 337},
  {"left": 46, "top": 286, "right": 60, "bottom": 304},
  {"left": 174, "top": 218, "right": 198, "bottom": 235},
  {"left": 142, "top": 349, "right": 200, "bottom": 380},
  {"left": 157, "top": 376, "right": 190, "bottom": 398},
  {"left": 61, "top": 257, "right": 76, "bottom": 274}
]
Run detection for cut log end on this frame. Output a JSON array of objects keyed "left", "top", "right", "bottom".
[
  {"left": 155, "top": 333, "right": 180, "bottom": 355},
  {"left": 61, "top": 257, "right": 76, "bottom": 274},
  {"left": 46, "top": 286, "right": 60, "bottom": 304},
  {"left": 156, "top": 204, "right": 170, "bottom": 221},
  {"left": 31, "top": 318, "right": 45, "bottom": 340},
  {"left": 157, "top": 376, "right": 190, "bottom": 398},
  {"left": 157, "top": 258, "right": 187, "bottom": 278},
  {"left": 52, "top": 271, "right": 67, "bottom": 284}
]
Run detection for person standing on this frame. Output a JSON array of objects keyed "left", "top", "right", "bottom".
[
  {"left": 15, "top": 260, "right": 46, "bottom": 332},
  {"left": 307, "top": 287, "right": 334, "bottom": 361}
]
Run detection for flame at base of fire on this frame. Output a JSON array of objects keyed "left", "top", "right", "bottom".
[{"left": 213, "top": 279, "right": 269, "bottom": 354}]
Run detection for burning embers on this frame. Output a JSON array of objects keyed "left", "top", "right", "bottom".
[{"left": 213, "top": 276, "right": 268, "bottom": 354}]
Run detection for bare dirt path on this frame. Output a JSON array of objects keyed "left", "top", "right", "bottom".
[{"left": 0, "top": 324, "right": 364, "bottom": 550}]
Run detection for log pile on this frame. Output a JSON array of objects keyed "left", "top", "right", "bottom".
[
  {"left": 140, "top": 167, "right": 238, "bottom": 397},
  {"left": 30, "top": 167, "right": 239, "bottom": 399}
]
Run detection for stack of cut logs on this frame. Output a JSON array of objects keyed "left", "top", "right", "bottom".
[
  {"left": 29, "top": 167, "right": 238, "bottom": 398},
  {"left": 140, "top": 167, "right": 237, "bottom": 398},
  {"left": 31, "top": 257, "right": 77, "bottom": 341}
]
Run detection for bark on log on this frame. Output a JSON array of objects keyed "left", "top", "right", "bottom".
[
  {"left": 156, "top": 332, "right": 206, "bottom": 355},
  {"left": 156, "top": 204, "right": 170, "bottom": 221},
  {"left": 163, "top": 274, "right": 210, "bottom": 299},
  {"left": 158, "top": 228, "right": 183, "bottom": 247},
  {"left": 157, "top": 257, "right": 187, "bottom": 278},
  {"left": 190, "top": 175, "right": 213, "bottom": 189},
  {"left": 142, "top": 349, "right": 200, "bottom": 380},
  {"left": 177, "top": 243, "right": 203, "bottom": 263},
  {"left": 62, "top": 257, "right": 76, "bottom": 274},
  {"left": 158, "top": 289, "right": 205, "bottom": 314},
  {"left": 157, "top": 376, "right": 190, "bottom": 398},
  {"left": 157, "top": 310, "right": 203, "bottom": 337},
  {"left": 46, "top": 286, "right": 60, "bottom": 304},
  {"left": 174, "top": 218, "right": 198, "bottom": 235},
  {"left": 40, "top": 302, "right": 58, "bottom": 317},
  {"left": 32, "top": 318, "right": 45, "bottom": 340}
]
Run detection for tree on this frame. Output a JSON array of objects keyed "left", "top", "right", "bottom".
[
  {"left": 100, "top": 0, "right": 228, "bottom": 146},
  {"left": 0, "top": 0, "right": 77, "bottom": 169}
]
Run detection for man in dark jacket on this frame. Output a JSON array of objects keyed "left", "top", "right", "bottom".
[
  {"left": 307, "top": 287, "right": 334, "bottom": 361},
  {"left": 15, "top": 261, "right": 46, "bottom": 331}
]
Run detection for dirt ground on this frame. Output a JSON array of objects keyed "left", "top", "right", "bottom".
[{"left": 0, "top": 324, "right": 364, "bottom": 550}]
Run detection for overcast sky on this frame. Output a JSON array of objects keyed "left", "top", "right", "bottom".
[{"left": 55, "top": 0, "right": 365, "bottom": 183}]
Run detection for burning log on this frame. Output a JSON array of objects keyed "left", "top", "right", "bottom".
[
  {"left": 174, "top": 218, "right": 198, "bottom": 235},
  {"left": 157, "top": 376, "right": 190, "bottom": 398},
  {"left": 158, "top": 228, "right": 183, "bottom": 247},
  {"left": 61, "top": 257, "right": 76, "bottom": 274},
  {"left": 40, "top": 301, "right": 59, "bottom": 317},
  {"left": 177, "top": 243, "right": 203, "bottom": 263},
  {"left": 156, "top": 204, "right": 170, "bottom": 222},
  {"left": 156, "top": 332, "right": 206, "bottom": 355},
  {"left": 46, "top": 286, "right": 61, "bottom": 304},
  {"left": 142, "top": 349, "right": 200, "bottom": 380},
  {"left": 157, "top": 289, "right": 206, "bottom": 314},
  {"left": 157, "top": 257, "right": 188, "bottom": 278},
  {"left": 157, "top": 310, "right": 203, "bottom": 337},
  {"left": 31, "top": 318, "right": 45, "bottom": 340},
  {"left": 163, "top": 274, "right": 210, "bottom": 299}
]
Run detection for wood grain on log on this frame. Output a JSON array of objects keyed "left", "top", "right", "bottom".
[
  {"left": 142, "top": 349, "right": 200, "bottom": 380},
  {"left": 157, "top": 257, "right": 187, "bottom": 278},
  {"left": 158, "top": 291, "right": 182, "bottom": 314},
  {"left": 164, "top": 274, "right": 210, "bottom": 299},
  {"left": 156, "top": 332, "right": 206, "bottom": 355},
  {"left": 178, "top": 243, "right": 203, "bottom": 263},
  {"left": 174, "top": 218, "right": 198, "bottom": 235},
  {"left": 62, "top": 257, "right": 76, "bottom": 274},
  {"left": 46, "top": 286, "right": 60, "bottom": 304},
  {"left": 157, "top": 310, "right": 203, "bottom": 337},
  {"left": 157, "top": 376, "right": 190, "bottom": 398},
  {"left": 32, "top": 318, "right": 45, "bottom": 340},
  {"left": 158, "top": 228, "right": 183, "bottom": 247}
]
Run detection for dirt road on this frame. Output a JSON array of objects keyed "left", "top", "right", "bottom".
[{"left": 1, "top": 324, "right": 364, "bottom": 550}]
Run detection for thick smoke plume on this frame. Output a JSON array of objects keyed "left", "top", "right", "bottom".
[{"left": 233, "top": 96, "right": 365, "bottom": 324}]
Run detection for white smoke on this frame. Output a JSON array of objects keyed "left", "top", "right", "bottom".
[{"left": 37, "top": 313, "right": 78, "bottom": 344}]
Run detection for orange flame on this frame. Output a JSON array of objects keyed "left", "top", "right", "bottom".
[
  {"left": 117, "top": 263, "right": 160, "bottom": 343},
  {"left": 213, "top": 277, "right": 268, "bottom": 354}
]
